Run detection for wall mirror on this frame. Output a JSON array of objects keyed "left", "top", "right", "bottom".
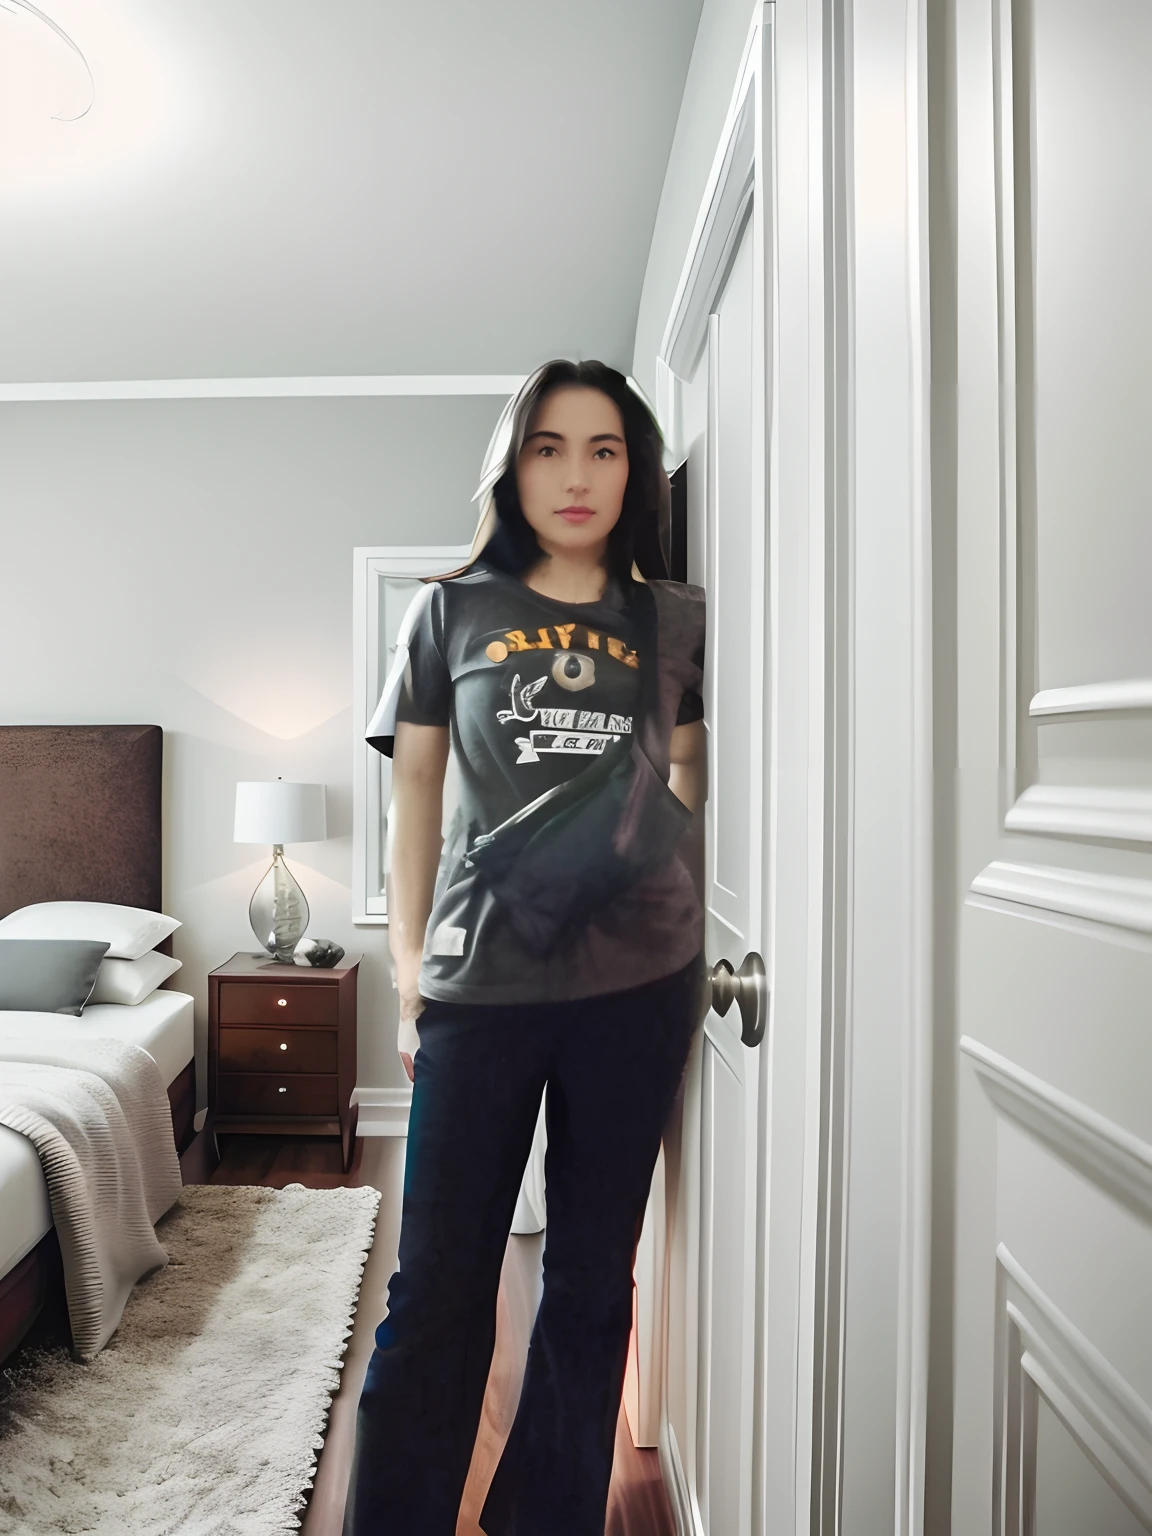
[{"left": 352, "top": 545, "right": 471, "bottom": 924}]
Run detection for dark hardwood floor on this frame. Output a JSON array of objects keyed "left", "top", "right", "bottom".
[{"left": 212, "top": 1132, "right": 675, "bottom": 1536}]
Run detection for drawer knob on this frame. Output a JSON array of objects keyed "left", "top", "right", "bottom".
[
  {"left": 280, "top": 1042, "right": 288, "bottom": 1051},
  {"left": 278, "top": 1086, "right": 287, "bottom": 1094},
  {"left": 277, "top": 998, "right": 288, "bottom": 1007}
]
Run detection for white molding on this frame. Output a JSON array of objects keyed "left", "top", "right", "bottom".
[
  {"left": 896, "top": 0, "right": 935, "bottom": 1529},
  {"left": 967, "top": 860, "right": 1152, "bottom": 944},
  {"left": 0, "top": 375, "right": 525, "bottom": 403},
  {"left": 991, "top": 0, "right": 1022, "bottom": 821},
  {"left": 351, "top": 1085, "right": 412, "bottom": 1136},
  {"left": 659, "top": 27, "right": 760, "bottom": 383},
  {"left": 654, "top": 355, "right": 682, "bottom": 463},
  {"left": 962, "top": 1036, "right": 1152, "bottom": 1221},
  {"left": 1004, "top": 785, "right": 1152, "bottom": 844},
  {"left": 996, "top": 1245, "right": 1152, "bottom": 1532},
  {"left": 1029, "top": 680, "right": 1152, "bottom": 717}
]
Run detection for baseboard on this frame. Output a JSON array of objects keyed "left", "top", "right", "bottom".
[{"left": 351, "top": 1086, "right": 412, "bottom": 1136}]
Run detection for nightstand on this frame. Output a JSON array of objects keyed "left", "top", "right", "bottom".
[{"left": 208, "top": 951, "right": 360, "bottom": 1172}]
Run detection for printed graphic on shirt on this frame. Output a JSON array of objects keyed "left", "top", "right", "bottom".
[
  {"left": 496, "top": 671, "right": 633, "bottom": 765},
  {"left": 484, "top": 624, "right": 639, "bottom": 669},
  {"left": 552, "top": 652, "right": 596, "bottom": 691}
]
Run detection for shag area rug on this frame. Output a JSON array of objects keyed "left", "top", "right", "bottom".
[{"left": 0, "top": 1182, "right": 381, "bottom": 1535}]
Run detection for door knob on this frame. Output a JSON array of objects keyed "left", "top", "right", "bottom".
[{"left": 709, "top": 951, "right": 769, "bottom": 1048}]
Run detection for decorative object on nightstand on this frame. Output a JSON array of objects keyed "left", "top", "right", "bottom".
[
  {"left": 209, "top": 951, "right": 360, "bottom": 1171},
  {"left": 294, "top": 937, "right": 345, "bottom": 968},
  {"left": 233, "top": 780, "right": 327, "bottom": 962}
]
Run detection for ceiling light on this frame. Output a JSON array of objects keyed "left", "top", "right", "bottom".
[{"left": 0, "top": 0, "right": 93, "bottom": 123}]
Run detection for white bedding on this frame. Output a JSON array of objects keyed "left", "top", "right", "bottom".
[{"left": 0, "top": 989, "right": 194, "bottom": 1279}]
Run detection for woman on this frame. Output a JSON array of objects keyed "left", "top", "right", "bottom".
[{"left": 345, "top": 360, "right": 707, "bottom": 1536}]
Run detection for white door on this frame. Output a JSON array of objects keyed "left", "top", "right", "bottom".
[
  {"left": 696, "top": 220, "right": 769, "bottom": 1536},
  {"left": 660, "top": 188, "right": 771, "bottom": 1536},
  {"left": 646, "top": 15, "right": 783, "bottom": 1532},
  {"left": 950, "top": 0, "right": 1152, "bottom": 1530}
]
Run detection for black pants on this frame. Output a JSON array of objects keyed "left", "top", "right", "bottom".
[{"left": 342, "top": 958, "right": 702, "bottom": 1536}]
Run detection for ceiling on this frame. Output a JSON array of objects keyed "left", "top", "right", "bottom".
[{"left": 0, "top": 0, "right": 703, "bottom": 383}]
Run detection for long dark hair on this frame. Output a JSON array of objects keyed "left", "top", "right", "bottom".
[{"left": 468, "top": 360, "right": 671, "bottom": 587}]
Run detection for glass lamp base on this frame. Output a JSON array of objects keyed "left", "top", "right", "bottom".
[{"left": 249, "top": 845, "right": 309, "bottom": 963}]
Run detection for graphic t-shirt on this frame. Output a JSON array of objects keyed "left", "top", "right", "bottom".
[{"left": 367, "top": 562, "right": 706, "bottom": 1004}]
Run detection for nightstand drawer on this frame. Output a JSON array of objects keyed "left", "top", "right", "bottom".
[
  {"left": 217, "top": 1072, "right": 339, "bottom": 1116},
  {"left": 218, "top": 982, "right": 338, "bottom": 1028},
  {"left": 218, "top": 1026, "right": 338, "bottom": 1074}
]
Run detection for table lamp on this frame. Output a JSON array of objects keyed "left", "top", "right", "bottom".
[{"left": 234, "top": 780, "right": 328, "bottom": 963}]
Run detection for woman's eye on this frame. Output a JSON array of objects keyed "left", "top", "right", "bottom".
[{"left": 594, "top": 447, "right": 615, "bottom": 459}]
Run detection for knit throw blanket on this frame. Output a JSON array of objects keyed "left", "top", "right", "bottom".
[{"left": 0, "top": 1035, "right": 183, "bottom": 1359}]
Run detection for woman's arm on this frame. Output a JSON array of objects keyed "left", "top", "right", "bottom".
[
  {"left": 669, "top": 718, "right": 707, "bottom": 901},
  {"left": 387, "top": 720, "right": 450, "bottom": 1081},
  {"left": 668, "top": 719, "right": 705, "bottom": 814}
]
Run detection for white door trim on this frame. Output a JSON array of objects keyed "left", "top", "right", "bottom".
[{"left": 898, "top": 1, "right": 935, "bottom": 1530}]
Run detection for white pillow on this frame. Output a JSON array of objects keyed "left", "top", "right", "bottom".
[
  {"left": 88, "top": 951, "right": 183, "bottom": 1006},
  {"left": 0, "top": 901, "right": 181, "bottom": 961}
]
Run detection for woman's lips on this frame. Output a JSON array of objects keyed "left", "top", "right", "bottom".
[{"left": 556, "top": 507, "right": 595, "bottom": 523}]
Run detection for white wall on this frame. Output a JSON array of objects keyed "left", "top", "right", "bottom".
[
  {"left": 631, "top": 0, "right": 759, "bottom": 399},
  {"left": 0, "top": 393, "right": 503, "bottom": 1105}
]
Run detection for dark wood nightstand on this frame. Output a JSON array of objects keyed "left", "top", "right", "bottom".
[{"left": 208, "top": 952, "right": 360, "bottom": 1172}]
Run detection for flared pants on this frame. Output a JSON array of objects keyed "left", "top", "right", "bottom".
[{"left": 342, "top": 957, "right": 701, "bottom": 1536}]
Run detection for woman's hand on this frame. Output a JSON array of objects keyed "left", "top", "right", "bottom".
[
  {"left": 397, "top": 1005, "right": 422, "bottom": 1083},
  {"left": 387, "top": 720, "right": 449, "bottom": 1086},
  {"left": 396, "top": 958, "right": 425, "bottom": 1083}
]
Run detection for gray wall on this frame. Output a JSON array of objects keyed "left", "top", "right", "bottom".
[
  {"left": 0, "top": 393, "right": 504, "bottom": 1103},
  {"left": 632, "top": 0, "right": 758, "bottom": 396}
]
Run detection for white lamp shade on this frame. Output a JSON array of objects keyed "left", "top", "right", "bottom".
[{"left": 234, "top": 781, "right": 327, "bottom": 844}]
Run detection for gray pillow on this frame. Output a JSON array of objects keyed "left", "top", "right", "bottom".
[{"left": 0, "top": 939, "right": 111, "bottom": 1017}]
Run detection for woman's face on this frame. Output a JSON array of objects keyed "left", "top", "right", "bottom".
[{"left": 516, "top": 386, "right": 629, "bottom": 558}]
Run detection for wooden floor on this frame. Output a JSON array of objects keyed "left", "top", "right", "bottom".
[{"left": 211, "top": 1133, "right": 675, "bottom": 1536}]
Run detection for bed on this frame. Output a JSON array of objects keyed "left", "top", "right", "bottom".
[{"left": 0, "top": 724, "right": 197, "bottom": 1364}]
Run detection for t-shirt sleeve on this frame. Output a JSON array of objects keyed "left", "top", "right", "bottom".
[
  {"left": 674, "top": 590, "right": 706, "bottom": 726},
  {"left": 366, "top": 583, "right": 451, "bottom": 757}
]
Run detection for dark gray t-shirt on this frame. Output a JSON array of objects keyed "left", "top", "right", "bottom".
[{"left": 368, "top": 563, "right": 706, "bottom": 1004}]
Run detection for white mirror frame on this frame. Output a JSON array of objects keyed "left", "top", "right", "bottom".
[{"left": 351, "top": 544, "right": 472, "bottom": 924}]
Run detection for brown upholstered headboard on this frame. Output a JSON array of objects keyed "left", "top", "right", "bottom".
[{"left": 0, "top": 725, "right": 163, "bottom": 921}]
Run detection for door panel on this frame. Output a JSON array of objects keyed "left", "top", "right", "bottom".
[
  {"left": 951, "top": 0, "right": 1152, "bottom": 1529},
  {"left": 1033, "top": 1400, "right": 1148, "bottom": 1536},
  {"left": 708, "top": 222, "right": 757, "bottom": 942}
]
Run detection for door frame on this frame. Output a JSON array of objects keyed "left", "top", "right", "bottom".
[{"left": 644, "top": 0, "right": 937, "bottom": 1531}]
